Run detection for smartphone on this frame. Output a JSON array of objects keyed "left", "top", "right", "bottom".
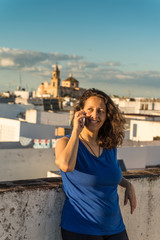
[{"left": 82, "top": 118, "right": 85, "bottom": 128}]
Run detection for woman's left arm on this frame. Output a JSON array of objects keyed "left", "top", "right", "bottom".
[{"left": 119, "top": 177, "right": 137, "bottom": 214}]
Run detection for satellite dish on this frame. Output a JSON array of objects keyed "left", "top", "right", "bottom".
[{"left": 20, "top": 137, "right": 32, "bottom": 147}]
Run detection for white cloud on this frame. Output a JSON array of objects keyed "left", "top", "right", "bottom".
[
  {"left": 0, "top": 48, "right": 10, "bottom": 53},
  {"left": 102, "top": 61, "right": 121, "bottom": 67},
  {"left": 0, "top": 58, "right": 17, "bottom": 67},
  {"left": 66, "top": 61, "right": 98, "bottom": 69},
  {"left": 22, "top": 66, "right": 36, "bottom": 72},
  {"left": 116, "top": 74, "right": 133, "bottom": 80},
  {"left": 0, "top": 47, "right": 83, "bottom": 71}
]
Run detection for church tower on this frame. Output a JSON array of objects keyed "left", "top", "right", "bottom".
[{"left": 51, "top": 64, "right": 61, "bottom": 97}]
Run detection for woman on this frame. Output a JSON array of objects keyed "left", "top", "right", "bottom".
[{"left": 55, "top": 88, "right": 136, "bottom": 240}]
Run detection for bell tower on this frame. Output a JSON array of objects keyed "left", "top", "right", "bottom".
[{"left": 51, "top": 64, "right": 61, "bottom": 97}]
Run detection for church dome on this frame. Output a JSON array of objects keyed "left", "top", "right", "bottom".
[{"left": 63, "top": 74, "right": 78, "bottom": 83}]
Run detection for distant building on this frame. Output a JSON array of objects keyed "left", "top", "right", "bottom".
[
  {"left": 112, "top": 97, "right": 160, "bottom": 115},
  {"left": 62, "top": 74, "right": 79, "bottom": 88},
  {"left": 14, "top": 90, "right": 30, "bottom": 104},
  {"left": 36, "top": 65, "right": 86, "bottom": 98},
  {"left": 36, "top": 65, "right": 61, "bottom": 98},
  {"left": 14, "top": 90, "right": 30, "bottom": 99},
  {"left": 0, "top": 92, "right": 15, "bottom": 104}
]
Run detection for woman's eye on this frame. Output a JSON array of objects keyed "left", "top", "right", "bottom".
[{"left": 98, "top": 109, "right": 105, "bottom": 113}]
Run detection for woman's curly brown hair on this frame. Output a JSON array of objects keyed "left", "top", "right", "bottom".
[{"left": 72, "top": 88, "right": 126, "bottom": 149}]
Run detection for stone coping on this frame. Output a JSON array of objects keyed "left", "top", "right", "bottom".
[
  {"left": 0, "top": 177, "right": 62, "bottom": 193},
  {"left": 123, "top": 168, "right": 160, "bottom": 178},
  {"left": 0, "top": 168, "right": 160, "bottom": 193}
]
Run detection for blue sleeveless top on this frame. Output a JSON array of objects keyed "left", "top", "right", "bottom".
[{"left": 60, "top": 136, "right": 125, "bottom": 235}]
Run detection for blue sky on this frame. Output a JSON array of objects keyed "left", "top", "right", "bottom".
[{"left": 0, "top": 0, "right": 160, "bottom": 97}]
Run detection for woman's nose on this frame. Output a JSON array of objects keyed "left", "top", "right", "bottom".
[{"left": 91, "top": 109, "right": 98, "bottom": 119}]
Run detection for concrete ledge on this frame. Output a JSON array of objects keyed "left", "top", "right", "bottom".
[
  {"left": 0, "top": 171, "right": 160, "bottom": 240},
  {"left": 123, "top": 168, "right": 160, "bottom": 178},
  {"left": 1, "top": 168, "right": 159, "bottom": 192},
  {"left": 0, "top": 177, "right": 62, "bottom": 193}
]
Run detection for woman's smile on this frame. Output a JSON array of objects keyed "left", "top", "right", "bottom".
[
  {"left": 89, "top": 119, "right": 100, "bottom": 124},
  {"left": 83, "top": 96, "right": 106, "bottom": 132}
]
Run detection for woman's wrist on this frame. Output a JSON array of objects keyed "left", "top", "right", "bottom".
[
  {"left": 72, "top": 127, "right": 81, "bottom": 137},
  {"left": 119, "top": 177, "right": 131, "bottom": 189}
]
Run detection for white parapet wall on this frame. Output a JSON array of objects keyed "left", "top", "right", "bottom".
[
  {"left": 119, "top": 174, "right": 160, "bottom": 240},
  {"left": 118, "top": 145, "right": 160, "bottom": 169},
  {"left": 0, "top": 146, "right": 160, "bottom": 182},
  {"left": 0, "top": 118, "right": 20, "bottom": 142},
  {"left": 0, "top": 179, "right": 64, "bottom": 240},
  {"left": 25, "top": 109, "right": 70, "bottom": 126},
  {"left": 0, "top": 148, "right": 58, "bottom": 181},
  {"left": 0, "top": 173, "right": 160, "bottom": 240}
]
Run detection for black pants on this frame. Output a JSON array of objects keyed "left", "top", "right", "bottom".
[{"left": 61, "top": 228, "right": 129, "bottom": 240}]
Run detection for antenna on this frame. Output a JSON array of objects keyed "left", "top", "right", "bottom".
[{"left": 19, "top": 72, "right": 22, "bottom": 90}]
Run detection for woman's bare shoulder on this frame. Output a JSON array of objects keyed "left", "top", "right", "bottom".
[
  {"left": 55, "top": 136, "right": 70, "bottom": 149},
  {"left": 55, "top": 136, "right": 70, "bottom": 158}
]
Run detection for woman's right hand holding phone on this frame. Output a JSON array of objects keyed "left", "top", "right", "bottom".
[
  {"left": 73, "top": 110, "right": 86, "bottom": 134},
  {"left": 55, "top": 110, "right": 86, "bottom": 172}
]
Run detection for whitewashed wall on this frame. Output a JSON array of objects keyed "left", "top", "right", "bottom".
[
  {"left": 20, "top": 122, "right": 56, "bottom": 139},
  {"left": 14, "top": 90, "right": 30, "bottom": 99},
  {"left": 154, "top": 102, "right": 160, "bottom": 111},
  {"left": 118, "top": 101, "right": 140, "bottom": 114},
  {"left": 0, "top": 117, "right": 56, "bottom": 142},
  {"left": 0, "top": 145, "right": 160, "bottom": 182},
  {"left": 0, "top": 118, "right": 20, "bottom": 142},
  {"left": 25, "top": 109, "right": 37, "bottom": 123},
  {"left": 0, "top": 103, "right": 34, "bottom": 119},
  {"left": 118, "top": 145, "right": 160, "bottom": 169},
  {"left": 118, "top": 146, "right": 146, "bottom": 169},
  {"left": 37, "top": 111, "right": 70, "bottom": 126},
  {"left": 0, "top": 176, "right": 160, "bottom": 240},
  {"left": 0, "top": 148, "right": 58, "bottom": 181},
  {"left": 130, "top": 120, "right": 160, "bottom": 141},
  {"left": 25, "top": 110, "right": 70, "bottom": 126}
]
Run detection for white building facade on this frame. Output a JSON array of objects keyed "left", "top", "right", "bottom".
[
  {"left": 0, "top": 118, "right": 20, "bottom": 142},
  {"left": 112, "top": 98, "right": 160, "bottom": 115},
  {"left": 130, "top": 119, "right": 160, "bottom": 141}
]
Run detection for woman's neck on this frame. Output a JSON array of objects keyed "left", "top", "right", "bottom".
[{"left": 80, "top": 128, "right": 98, "bottom": 145}]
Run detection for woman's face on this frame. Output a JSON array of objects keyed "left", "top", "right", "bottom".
[{"left": 83, "top": 96, "right": 106, "bottom": 132}]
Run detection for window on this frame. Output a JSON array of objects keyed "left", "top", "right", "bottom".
[
  {"left": 140, "top": 104, "right": 144, "bottom": 110},
  {"left": 133, "top": 124, "right": 137, "bottom": 137},
  {"left": 145, "top": 104, "right": 148, "bottom": 110}
]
